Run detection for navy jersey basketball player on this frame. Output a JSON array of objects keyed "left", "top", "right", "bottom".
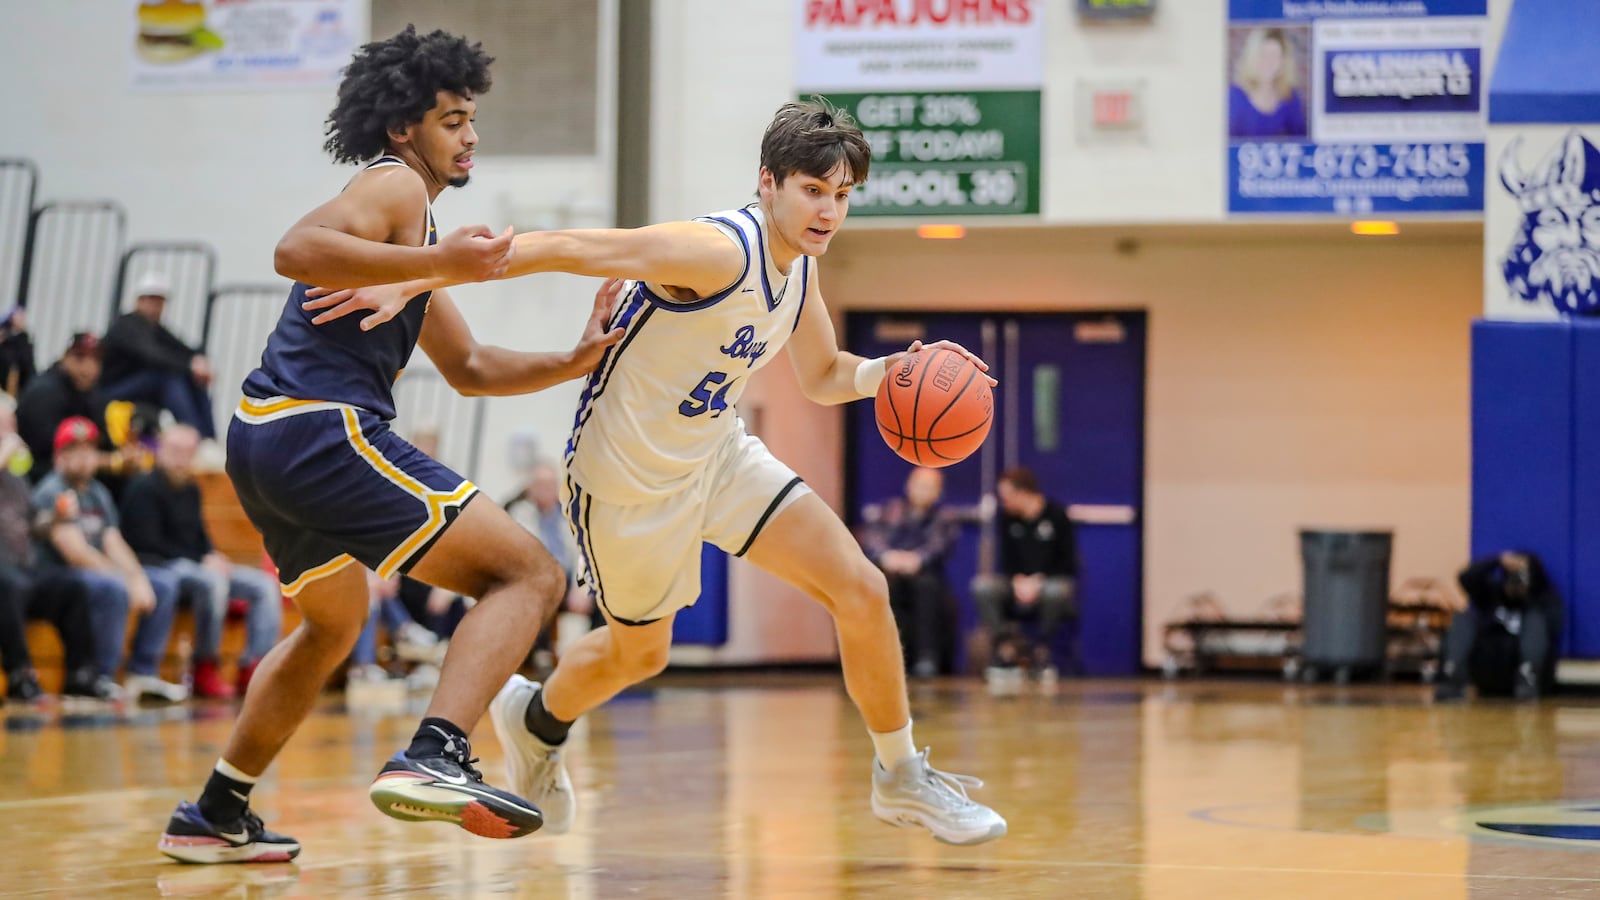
[{"left": 157, "top": 27, "right": 624, "bottom": 864}]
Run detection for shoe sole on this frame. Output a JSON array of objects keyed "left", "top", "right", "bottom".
[
  {"left": 871, "top": 794, "right": 1008, "bottom": 846},
  {"left": 489, "top": 675, "right": 574, "bottom": 835},
  {"left": 157, "top": 834, "right": 301, "bottom": 864},
  {"left": 368, "top": 772, "right": 542, "bottom": 839}
]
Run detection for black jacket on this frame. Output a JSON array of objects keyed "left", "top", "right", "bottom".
[
  {"left": 999, "top": 500, "right": 1079, "bottom": 578},
  {"left": 15, "top": 366, "right": 107, "bottom": 483},
  {"left": 119, "top": 470, "right": 212, "bottom": 564},
  {"left": 102, "top": 312, "right": 196, "bottom": 384},
  {"left": 1458, "top": 553, "right": 1561, "bottom": 614}
]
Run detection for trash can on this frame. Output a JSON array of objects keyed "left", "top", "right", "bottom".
[{"left": 1298, "top": 530, "right": 1392, "bottom": 682}]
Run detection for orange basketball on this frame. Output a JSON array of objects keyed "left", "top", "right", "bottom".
[{"left": 874, "top": 347, "right": 993, "bottom": 467}]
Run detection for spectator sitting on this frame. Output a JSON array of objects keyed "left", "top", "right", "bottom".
[
  {"left": 0, "top": 394, "right": 99, "bottom": 703},
  {"left": 0, "top": 307, "right": 36, "bottom": 397},
  {"left": 18, "top": 333, "right": 105, "bottom": 484},
  {"left": 1435, "top": 551, "right": 1562, "bottom": 702},
  {"left": 973, "top": 467, "right": 1079, "bottom": 683},
  {"left": 858, "top": 467, "right": 960, "bottom": 679},
  {"left": 16, "top": 332, "right": 151, "bottom": 493},
  {"left": 101, "top": 272, "right": 216, "bottom": 440},
  {"left": 349, "top": 570, "right": 441, "bottom": 689},
  {"left": 32, "top": 416, "right": 187, "bottom": 702},
  {"left": 120, "top": 425, "right": 285, "bottom": 699},
  {"left": 506, "top": 459, "right": 594, "bottom": 672},
  {"left": 507, "top": 459, "right": 593, "bottom": 619}
]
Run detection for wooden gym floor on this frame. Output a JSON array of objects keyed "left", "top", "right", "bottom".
[{"left": 3, "top": 675, "right": 1600, "bottom": 898}]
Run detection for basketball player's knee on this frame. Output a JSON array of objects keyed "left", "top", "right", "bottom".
[
  {"left": 612, "top": 634, "right": 671, "bottom": 679},
  {"left": 301, "top": 606, "right": 366, "bottom": 655},
  {"left": 523, "top": 557, "right": 567, "bottom": 610},
  {"left": 831, "top": 561, "right": 890, "bottom": 624},
  {"left": 483, "top": 545, "right": 564, "bottom": 609}
]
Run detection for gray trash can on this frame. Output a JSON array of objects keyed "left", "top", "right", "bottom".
[{"left": 1299, "top": 530, "right": 1392, "bottom": 682}]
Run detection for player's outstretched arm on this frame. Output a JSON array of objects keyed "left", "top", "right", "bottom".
[
  {"left": 416, "top": 280, "right": 626, "bottom": 397},
  {"left": 273, "top": 165, "right": 513, "bottom": 289},
  {"left": 786, "top": 270, "right": 996, "bottom": 406},
  {"left": 300, "top": 220, "right": 742, "bottom": 330}
]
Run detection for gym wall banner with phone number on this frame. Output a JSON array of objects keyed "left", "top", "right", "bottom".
[
  {"left": 794, "top": 0, "right": 1043, "bottom": 217},
  {"left": 1226, "top": 0, "right": 1488, "bottom": 215}
]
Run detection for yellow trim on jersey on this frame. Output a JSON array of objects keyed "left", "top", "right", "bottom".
[
  {"left": 338, "top": 408, "right": 476, "bottom": 577},
  {"left": 281, "top": 553, "right": 356, "bottom": 597},
  {"left": 235, "top": 396, "right": 352, "bottom": 425},
  {"left": 377, "top": 481, "right": 476, "bottom": 577},
  {"left": 339, "top": 408, "right": 427, "bottom": 496}
]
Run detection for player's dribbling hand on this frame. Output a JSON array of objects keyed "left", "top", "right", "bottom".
[
  {"left": 303, "top": 282, "right": 414, "bottom": 331},
  {"left": 435, "top": 224, "right": 515, "bottom": 283},
  {"left": 887, "top": 339, "right": 998, "bottom": 387},
  {"left": 568, "top": 278, "right": 628, "bottom": 375}
]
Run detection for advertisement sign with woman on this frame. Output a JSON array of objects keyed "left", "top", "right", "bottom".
[{"left": 1227, "top": 0, "right": 1488, "bottom": 215}]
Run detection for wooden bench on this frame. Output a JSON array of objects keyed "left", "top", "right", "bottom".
[{"left": 21, "top": 471, "right": 300, "bottom": 692}]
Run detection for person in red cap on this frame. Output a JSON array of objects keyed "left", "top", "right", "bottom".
[{"left": 30, "top": 415, "right": 187, "bottom": 702}]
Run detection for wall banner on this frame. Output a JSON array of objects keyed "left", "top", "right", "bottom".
[{"left": 1226, "top": 0, "right": 1488, "bottom": 215}]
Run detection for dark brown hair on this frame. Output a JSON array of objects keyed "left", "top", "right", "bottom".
[
  {"left": 759, "top": 98, "right": 872, "bottom": 187},
  {"left": 999, "top": 467, "right": 1041, "bottom": 495}
]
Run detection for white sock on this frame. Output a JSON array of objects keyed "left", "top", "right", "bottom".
[
  {"left": 870, "top": 721, "right": 917, "bottom": 769},
  {"left": 216, "top": 759, "right": 259, "bottom": 784}
]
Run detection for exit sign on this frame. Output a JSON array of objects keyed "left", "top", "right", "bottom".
[{"left": 1079, "top": 0, "right": 1156, "bottom": 19}]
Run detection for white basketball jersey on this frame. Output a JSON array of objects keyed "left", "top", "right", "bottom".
[{"left": 565, "top": 205, "right": 812, "bottom": 504}]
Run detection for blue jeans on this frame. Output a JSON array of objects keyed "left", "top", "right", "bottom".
[
  {"left": 102, "top": 370, "right": 216, "bottom": 439},
  {"left": 159, "top": 557, "right": 284, "bottom": 666},
  {"left": 76, "top": 566, "right": 180, "bottom": 677},
  {"left": 351, "top": 596, "right": 413, "bottom": 666}
]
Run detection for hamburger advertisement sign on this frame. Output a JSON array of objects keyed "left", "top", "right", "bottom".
[{"left": 131, "top": 0, "right": 357, "bottom": 90}]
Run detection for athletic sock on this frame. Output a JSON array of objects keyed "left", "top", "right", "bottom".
[
  {"left": 197, "top": 759, "right": 258, "bottom": 824},
  {"left": 870, "top": 720, "right": 918, "bottom": 770},
  {"left": 523, "top": 685, "right": 573, "bottom": 746},
  {"left": 407, "top": 717, "right": 470, "bottom": 760}
]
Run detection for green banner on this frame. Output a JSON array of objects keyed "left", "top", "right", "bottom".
[{"left": 812, "top": 90, "right": 1042, "bottom": 217}]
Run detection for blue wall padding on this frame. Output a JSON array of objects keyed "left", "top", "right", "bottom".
[
  {"left": 1565, "top": 322, "right": 1600, "bottom": 656},
  {"left": 1471, "top": 320, "right": 1581, "bottom": 655},
  {"left": 1489, "top": 0, "right": 1600, "bottom": 124}
]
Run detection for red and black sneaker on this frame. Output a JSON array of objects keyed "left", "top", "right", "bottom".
[
  {"left": 368, "top": 740, "right": 543, "bottom": 839},
  {"left": 158, "top": 801, "right": 300, "bottom": 864}
]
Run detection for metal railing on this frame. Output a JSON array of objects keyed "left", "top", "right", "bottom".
[
  {"left": 18, "top": 200, "right": 126, "bottom": 360},
  {"left": 112, "top": 242, "right": 218, "bottom": 349},
  {"left": 0, "top": 159, "right": 39, "bottom": 312}
]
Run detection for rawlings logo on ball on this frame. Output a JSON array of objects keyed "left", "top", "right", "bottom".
[{"left": 892, "top": 354, "right": 918, "bottom": 388}]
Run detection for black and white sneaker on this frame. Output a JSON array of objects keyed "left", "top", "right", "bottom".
[
  {"left": 368, "top": 739, "right": 543, "bottom": 839},
  {"left": 158, "top": 801, "right": 301, "bottom": 864}
]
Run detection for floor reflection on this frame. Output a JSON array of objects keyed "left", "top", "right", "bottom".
[{"left": 2, "top": 676, "right": 1599, "bottom": 898}]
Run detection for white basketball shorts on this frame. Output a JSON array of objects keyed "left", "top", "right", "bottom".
[{"left": 562, "top": 429, "right": 811, "bottom": 624}]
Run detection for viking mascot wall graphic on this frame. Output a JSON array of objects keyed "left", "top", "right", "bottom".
[{"left": 1500, "top": 131, "right": 1600, "bottom": 316}]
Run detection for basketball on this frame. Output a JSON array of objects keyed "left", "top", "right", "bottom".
[{"left": 874, "top": 347, "right": 993, "bottom": 467}]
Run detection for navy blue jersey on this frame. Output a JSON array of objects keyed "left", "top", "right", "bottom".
[{"left": 242, "top": 157, "right": 436, "bottom": 420}]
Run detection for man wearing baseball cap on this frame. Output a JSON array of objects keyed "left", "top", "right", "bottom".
[
  {"left": 31, "top": 416, "right": 187, "bottom": 701},
  {"left": 102, "top": 272, "right": 216, "bottom": 439}
]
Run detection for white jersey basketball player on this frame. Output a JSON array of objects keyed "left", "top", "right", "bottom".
[{"left": 304, "top": 100, "right": 1007, "bottom": 844}]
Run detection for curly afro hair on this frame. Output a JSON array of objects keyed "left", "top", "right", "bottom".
[{"left": 323, "top": 26, "right": 493, "bottom": 165}]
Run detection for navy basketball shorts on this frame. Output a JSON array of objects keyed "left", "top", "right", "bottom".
[{"left": 226, "top": 397, "right": 479, "bottom": 596}]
